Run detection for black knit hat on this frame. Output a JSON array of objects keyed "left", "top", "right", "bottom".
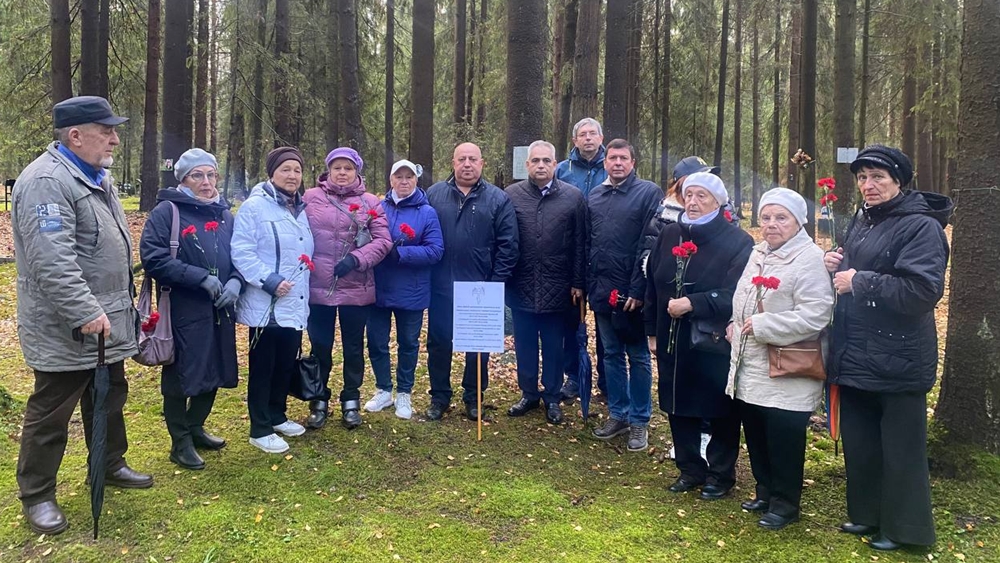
[
  {"left": 265, "top": 146, "right": 304, "bottom": 178},
  {"left": 850, "top": 144, "right": 913, "bottom": 187}
]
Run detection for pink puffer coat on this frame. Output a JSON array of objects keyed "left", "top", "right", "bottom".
[{"left": 304, "top": 174, "right": 392, "bottom": 306}]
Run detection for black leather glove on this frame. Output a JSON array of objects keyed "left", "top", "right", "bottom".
[
  {"left": 214, "top": 278, "right": 242, "bottom": 309},
  {"left": 334, "top": 254, "right": 359, "bottom": 277},
  {"left": 385, "top": 245, "right": 401, "bottom": 265},
  {"left": 199, "top": 274, "right": 224, "bottom": 299}
]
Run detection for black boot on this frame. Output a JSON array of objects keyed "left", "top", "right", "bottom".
[
  {"left": 307, "top": 400, "right": 329, "bottom": 430},
  {"left": 169, "top": 439, "right": 206, "bottom": 470},
  {"left": 341, "top": 400, "right": 362, "bottom": 430},
  {"left": 191, "top": 427, "right": 226, "bottom": 450}
]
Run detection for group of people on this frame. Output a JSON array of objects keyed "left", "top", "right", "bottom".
[{"left": 12, "top": 97, "right": 950, "bottom": 554}]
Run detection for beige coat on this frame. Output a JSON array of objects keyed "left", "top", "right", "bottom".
[{"left": 725, "top": 228, "right": 835, "bottom": 412}]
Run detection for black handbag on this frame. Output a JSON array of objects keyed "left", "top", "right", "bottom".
[
  {"left": 689, "top": 318, "right": 732, "bottom": 356},
  {"left": 289, "top": 348, "right": 324, "bottom": 402}
]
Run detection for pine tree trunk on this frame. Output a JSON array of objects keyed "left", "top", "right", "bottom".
[
  {"left": 410, "top": 0, "right": 435, "bottom": 185},
  {"left": 224, "top": 0, "right": 247, "bottom": 198},
  {"left": 652, "top": 0, "right": 661, "bottom": 179},
  {"left": 506, "top": 0, "right": 547, "bottom": 182},
  {"left": 713, "top": 0, "right": 730, "bottom": 168},
  {"left": 625, "top": 0, "right": 642, "bottom": 145},
  {"left": 326, "top": 0, "right": 340, "bottom": 148},
  {"left": 603, "top": 0, "right": 630, "bottom": 141},
  {"left": 832, "top": 0, "right": 856, "bottom": 240},
  {"left": 340, "top": 0, "right": 363, "bottom": 149},
  {"left": 195, "top": 0, "right": 209, "bottom": 148},
  {"left": 248, "top": 0, "right": 268, "bottom": 180},
  {"left": 658, "top": 0, "right": 671, "bottom": 187},
  {"left": 454, "top": 0, "right": 467, "bottom": 126},
  {"left": 209, "top": 0, "right": 218, "bottom": 153},
  {"left": 81, "top": 0, "right": 101, "bottom": 96},
  {"left": 554, "top": 0, "right": 578, "bottom": 160},
  {"left": 570, "top": 0, "right": 600, "bottom": 123},
  {"left": 466, "top": 0, "right": 477, "bottom": 126},
  {"left": 183, "top": 0, "right": 195, "bottom": 148},
  {"left": 799, "top": 0, "right": 818, "bottom": 238},
  {"left": 273, "top": 0, "right": 294, "bottom": 145},
  {"left": 751, "top": 6, "right": 761, "bottom": 227},
  {"left": 770, "top": 1, "right": 780, "bottom": 188},
  {"left": 50, "top": 0, "right": 73, "bottom": 104},
  {"left": 384, "top": 0, "right": 396, "bottom": 183},
  {"left": 162, "top": 0, "right": 190, "bottom": 182},
  {"left": 475, "top": 0, "right": 488, "bottom": 128},
  {"left": 140, "top": 0, "right": 162, "bottom": 212},
  {"left": 98, "top": 0, "right": 110, "bottom": 98},
  {"left": 857, "top": 0, "right": 870, "bottom": 148},
  {"left": 936, "top": 0, "right": 1000, "bottom": 456},
  {"left": 901, "top": 45, "right": 917, "bottom": 157},
  {"left": 916, "top": 2, "right": 935, "bottom": 192},
  {"left": 732, "top": 0, "right": 743, "bottom": 211},
  {"left": 785, "top": 0, "right": 802, "bottom": 187}
]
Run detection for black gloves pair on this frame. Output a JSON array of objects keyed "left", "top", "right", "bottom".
[{"left": 334, "top": 254, "right": 359, "bottom": 277}]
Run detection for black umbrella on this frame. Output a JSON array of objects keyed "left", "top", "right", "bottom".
[
  {"left": 85, "top": 331, "right": 110, "bottom": 539},
  {"left": 576, "top": 301, "right": 593, "bottom": 421}
]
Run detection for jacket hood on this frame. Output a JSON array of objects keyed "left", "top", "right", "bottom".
[
  {"left": 385, "top": 188, "right": 430, "bottom": 208},
  {"left": 568, "top": 145, "right": 606, "bottom": 167},
  {"left": 866, "top": 190, "right": 953, "bottom": 228},
  {"left": 155, "top": 186, "right": 231, "bottom": 210},
  {"left": 316, "top": 172, "right": 367, "bottom": 197}
]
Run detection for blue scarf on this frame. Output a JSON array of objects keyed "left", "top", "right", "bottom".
[{"left": 57, "top": 143, "right": 106, "bottom": 187}]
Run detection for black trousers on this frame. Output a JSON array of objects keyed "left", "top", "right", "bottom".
[
  {"left": 841, "top": 386, "right": 936, "bottom": 546},
  {"left": 247, "top": 327, "right": 300, "bottom": 438},
  {"left": 427, "top": 292, "right": 489, "bottom": 406},
  {"left": 511, "top": 309, "right": 566, "bottom": 405},
  {"left": 307, "top": 304, "right": 370, "bottom": 404},
  {"left": 163, "top": 390, "right": 218, "bottom": 449},
  {"left": 17, "top": 362, "right": 130, "bottom": 506},
  {"left": 668, "top": 408, "right": 741, "bottom": 489},
  {"left": 738, "top": 400, "right": 811, "bottom": 517}
]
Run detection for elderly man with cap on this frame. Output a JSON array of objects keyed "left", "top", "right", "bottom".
[
  {"left": 139, "top": 148, "right": 242, "bottom": 470},
  {"left": 645, "top": 171, "right": 753, "bottom": 500},
  {"left": 724, "top": 187, "right": 834, "bottom": 530},
  {"left": 11, "top": 95, "right": 152, "bottom": 534},
  {"left": 304, "top": 146, "right": 391, "bottom": 430},
  {"left": 425, "top": 142, "right": 519, "bottom": 421},
  {"left": 232, "top": 146, "right": 314, "bottom": 454},
  {"left": 364, "top": 159, "right": 444, "bottom": 420},
  {"left": 824, "top": 144, "right": 951, "bottom": 551}
]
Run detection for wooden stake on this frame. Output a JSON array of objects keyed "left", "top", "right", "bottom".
[{"left": 476, "top": 352, "right": 482, "bottom": 441}]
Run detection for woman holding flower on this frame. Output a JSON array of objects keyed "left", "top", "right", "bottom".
[
  {"left": 644, "top": 172, "right": 753, "bottom": 500},
  {"left": 303, "top": 147, "right": 392, "bottom": 429},
  {"left": 231, "top": 146, "right": 314, "bottom": 455},
  {"left": 363, "top": 159, "right": 444, "bottom": 420},
  {"left": 724, "top": 187, "right": 835, "bottom": 530},
  {"left": 140, "top": 148, "right": 242, "bottom": 470}
]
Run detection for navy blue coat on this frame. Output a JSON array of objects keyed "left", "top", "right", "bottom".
[
  {"left": 139, "top": 188, "right": 241, "bottom": 398},
  {"left": 374, "top": 188, "right": 445, "bottom": 310},
  {"left": 556, "top": 146, "right": 608, "bottom": 197}
]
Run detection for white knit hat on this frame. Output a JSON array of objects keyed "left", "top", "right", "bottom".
[
  {"left": 759, "top": 187, "right": 808, "bottom": 225},
  {"left": 682, "top": 171, "right": 729, "bottom": 206}
]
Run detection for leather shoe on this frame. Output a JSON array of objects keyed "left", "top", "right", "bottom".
[
  {"left": 868, "top": 534, "right": 902, "bottom": 551},
  {"left": 426, "top": 402, "right": 448, "bottom": 421},
  {"left": 545, "top": 403, "right": 564, "bottom": 425},
  {"left": 841, "top": 522, "right": 879, "bottom": 535},
  {"left": 758, "top": 511, "right": 800, "bottom": 531},
  {"left": 507, "top": 397, "right": 541, "bottom": 417},
  {"left": 306, "top": 400, "right": 329, "bottom": 430},
  {"left": 191, "top": 428, "right": 226, "bottom": 450},
  {"left": 668, "top": 478, "right": 705, "bottom": 493},
  {"left": 741, "top": 498, "right": 770, "bottom": 512},
  {"left": 169, "top": 444, "right": 206, "bottom": 470},
  {"left": 465, "top": 402, "right": 480, "bottom": 421},
  {"left": 700, "top": 484, "right": 731, "bottom": 500},
  {"left": 105, "top": 466, "right": 154, "bottom": 489},
  {"left": 23, "top": 501, "right": 68, "bottom": 535}
]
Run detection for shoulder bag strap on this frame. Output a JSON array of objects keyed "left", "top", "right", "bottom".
[{"left": 168, "top": 201, "right": 180, "bottom": 259}]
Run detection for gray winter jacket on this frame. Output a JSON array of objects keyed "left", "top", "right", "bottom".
[{"left": 12, "top": 142, "right": 138, "bottom": 371}]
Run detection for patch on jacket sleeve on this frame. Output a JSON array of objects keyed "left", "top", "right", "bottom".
[
  {"left": 38, "top": 217, "right": 63, "bottom": 232},
  {"left": 35, "top": 203, "right": 61, "bottom": 217}
]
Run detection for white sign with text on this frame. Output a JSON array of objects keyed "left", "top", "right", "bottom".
[{"left": 452, "top": 281, "right": 506, "bottom": 353}]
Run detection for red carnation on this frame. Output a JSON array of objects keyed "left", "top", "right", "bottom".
[
  {"left": 298, "top": 254, "right": 315, "bottom": 271},
  {"left": 681, "top": 241, "right": 698, "bottom": 254},
  {"left": 367, "top": 209, "right": 379, "bottom": 219},
  {"left": 204, "top": 221, "right": 219, "bottom": 232},
  {"left": 400, "top": 223, "right": 416, "bottom": 240},
  {"left": 724, "top": 209, "right": 734, "bottom": 222},
  {"left": 752, "top": 276, "right": 766, "bottom": 286},
  {"left": 349, "top": 204, "right": 361, "bottom": 212},
  {"left": 763, "top": 277, "right": 781, "bottom": 290},
  {"left": 609, "top": 289, "right": 619, "bottom": 308},
  {"left": 818, "top": 177, "right": 836, "bottom": 191},
  {"left": 672, "top": 246, "right": 689, "bottom": 258},
  {"left": 820, "top": 193, "right": 839, "bottom": 206},
  {"left": 181, "top": 225, "right": 197, "bottom": 237},
  {"left": 149, "top": 312, "right": 160, "bottom": 323}
]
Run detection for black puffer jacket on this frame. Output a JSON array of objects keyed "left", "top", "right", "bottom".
[
  {"left": 505, "top": 179, "right": 587, "bottom": 313},
  {"left": 426, "top": 176, "right": 519, "bottom": 294},
  {"left": 828, "top": 190, "right": 952, "bottom": 393},
  {"left": 586, "top": 172, "right": 663, "bottom": 314}
]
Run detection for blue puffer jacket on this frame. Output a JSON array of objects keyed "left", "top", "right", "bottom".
[
  {"left": 374, "top": 188, "right": 445, "bottom": 310},
  {"left": 556, "top": 146, "right": 608, "bottom": 197}
]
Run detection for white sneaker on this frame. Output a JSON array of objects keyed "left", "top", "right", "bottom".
[
  {"left": 395, "top": 393, "right": 412, "bottom": 419},
  {"left": 249, "top": 433, "right": 289, "bottom": 454},
  {"left": 273, "top": 420, "right": 306, "bottom": 437},
  {"left": 700, "top": 433, "right": 712, "bottom": 462},
  {"left": 364, "top": 389, "right": 394, "bottom": 413}
]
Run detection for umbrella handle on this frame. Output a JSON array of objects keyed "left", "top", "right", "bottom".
[
  {"left": 579, "top": 300, "right": 586, "bottom": 323},
  {"left": 98, "top": 332, "right": 106, "bottom": 366}
]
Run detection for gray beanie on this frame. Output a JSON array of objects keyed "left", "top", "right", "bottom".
[
  {"left": 174, "top": 148, "right": 218, "bottom": 182},
  {"left": 759, "top": 187, "right": 808, "bottom": 225}
]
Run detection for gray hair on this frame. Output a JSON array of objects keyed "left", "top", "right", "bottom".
[
  {"left": 54, "top": 127, "right": 72, "bottom": 144},
  {"left": 572, "top": 117, "right": 603, "bottom": 138},
  {"left": 527, "top": 140, "right": 556, "bottom": 159}
]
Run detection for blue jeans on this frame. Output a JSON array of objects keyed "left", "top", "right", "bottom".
[
  {"left": 511, "top": 309, "right": 566, "bottom": 405},
  {"left": 595, "top": 313, "right": 652, "bottom": 426},
  {"left": 366, "top": 307, "right": 424, "bottom": 394}
]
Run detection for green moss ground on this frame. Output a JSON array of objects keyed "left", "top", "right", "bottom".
[{"left": 0, "top": 261, "right": 997, "bottom": 562}]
